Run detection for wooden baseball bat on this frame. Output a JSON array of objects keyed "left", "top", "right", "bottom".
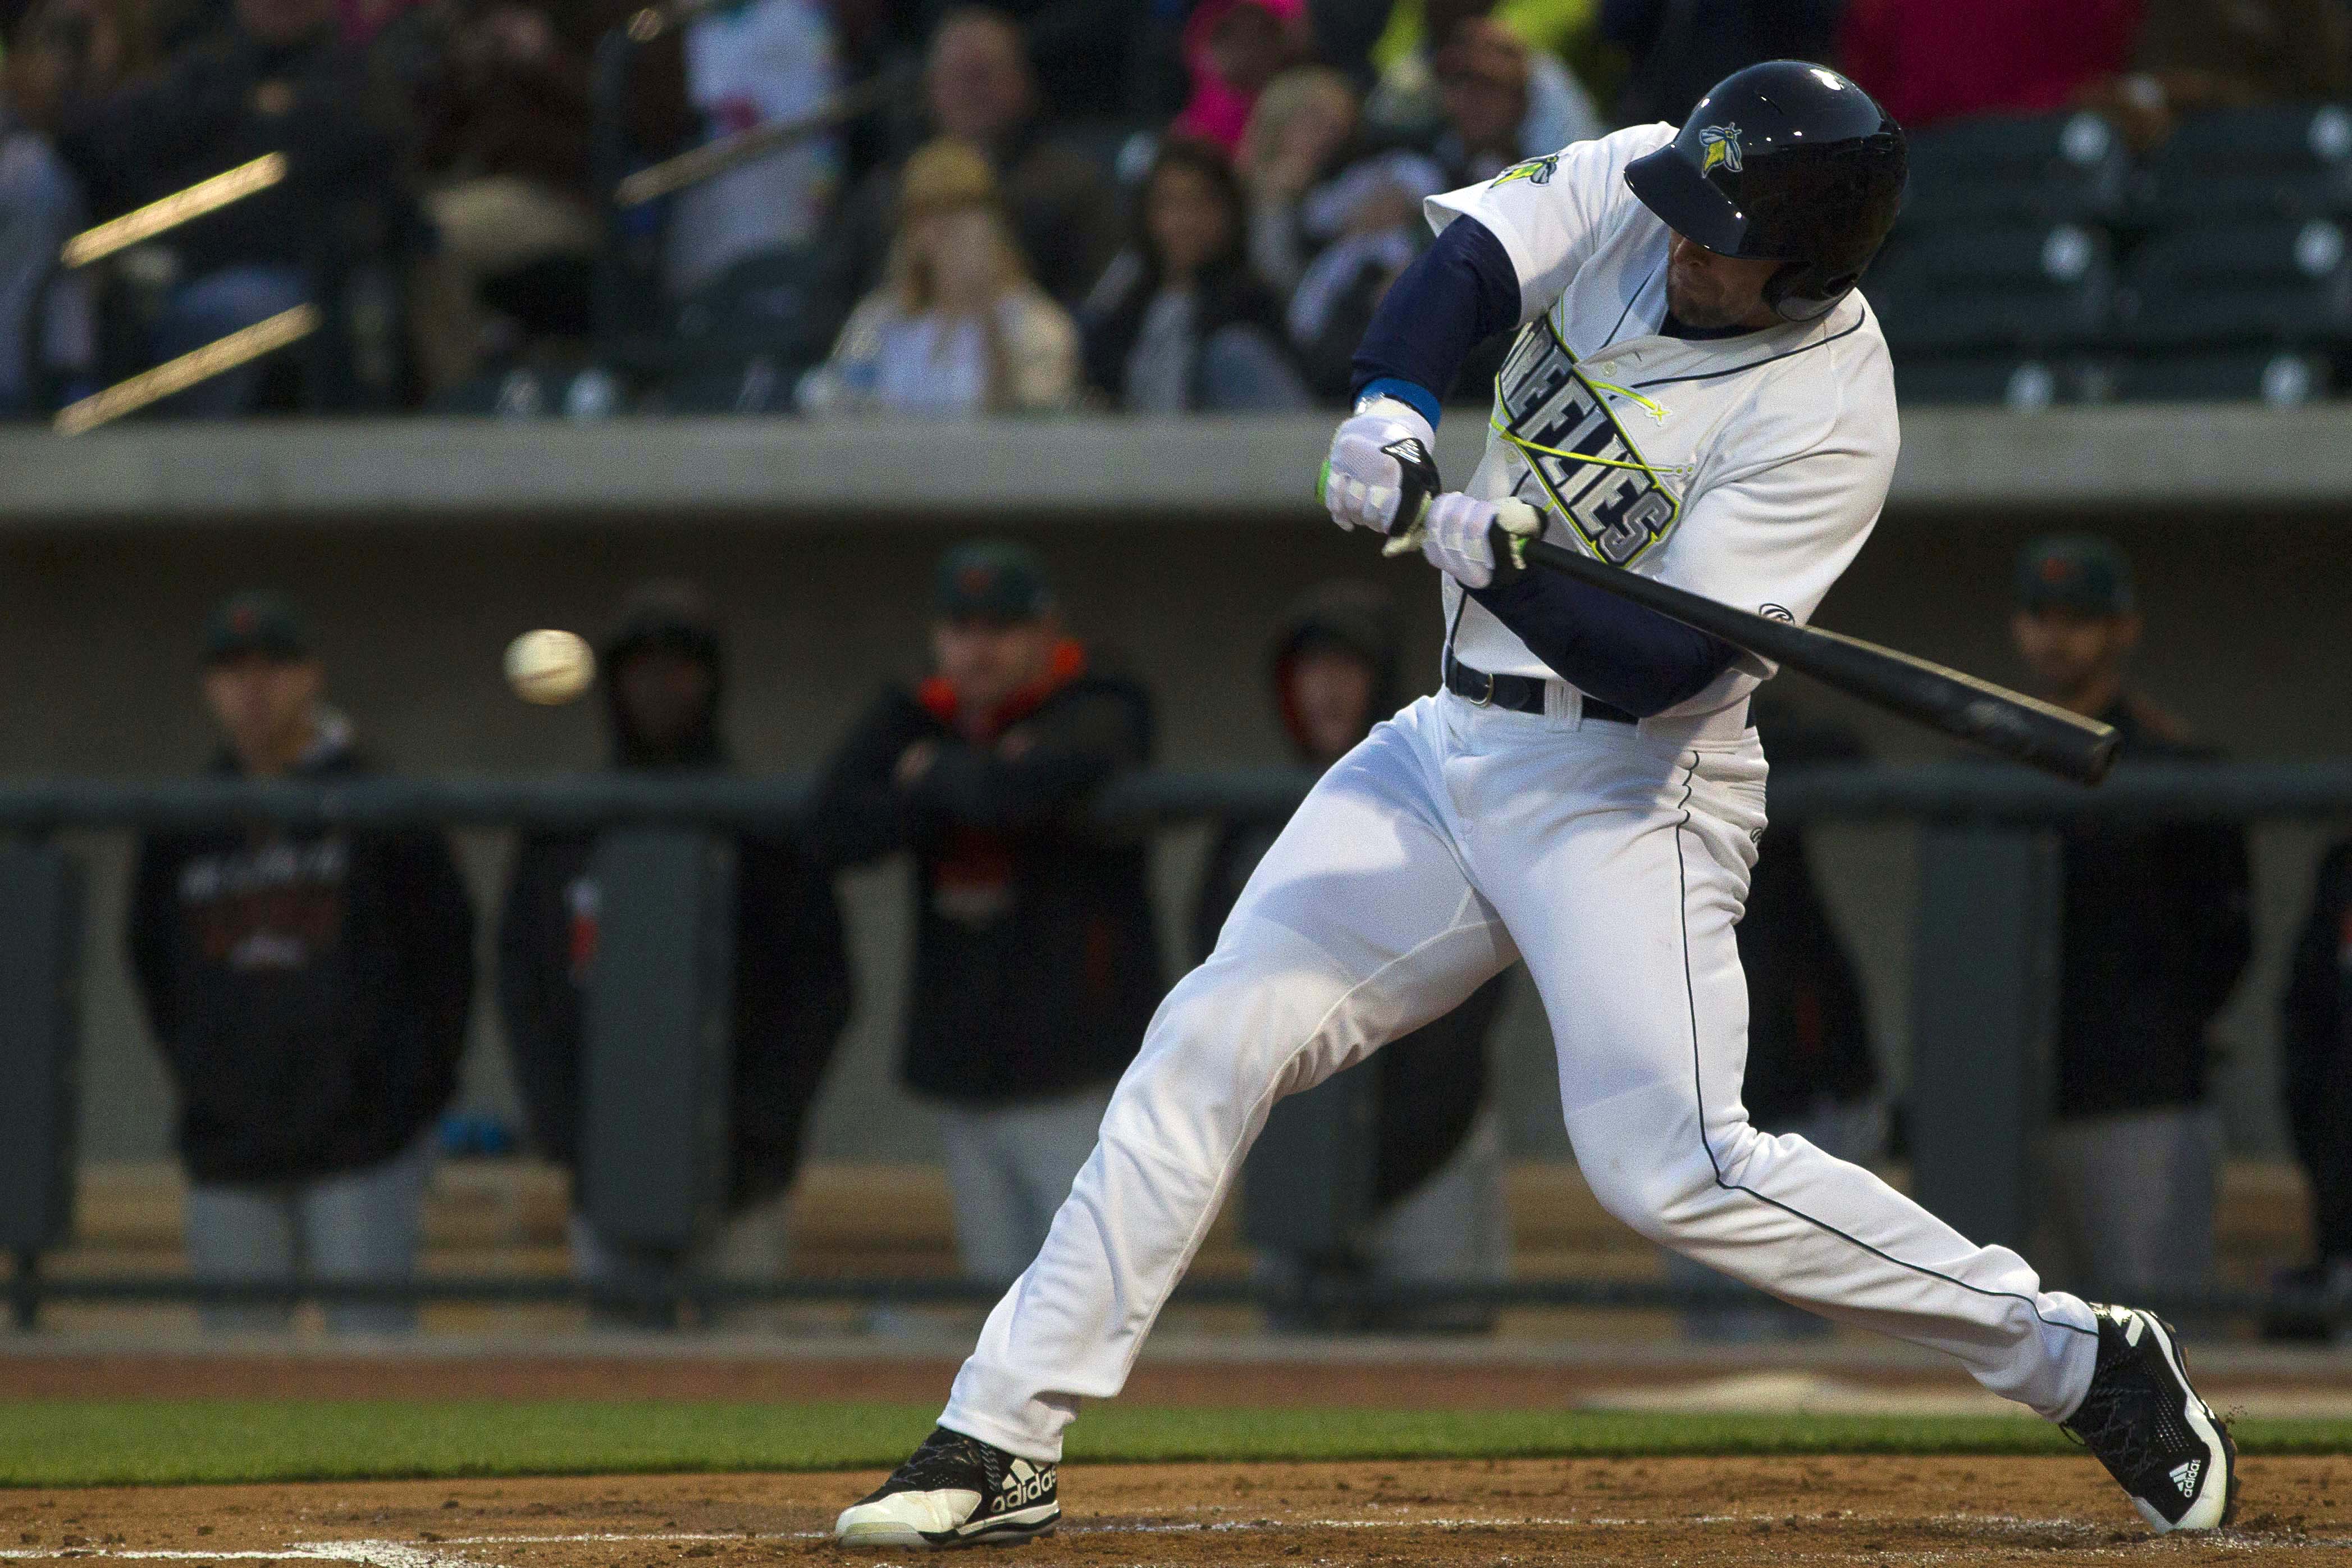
[{"left": 1404, "top": 497, "right": 2118, "bottom": 784}]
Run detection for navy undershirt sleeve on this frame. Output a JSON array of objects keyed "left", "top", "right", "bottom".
[
  {"left": 1468, "top": 572, "right": 1742, "bottom": 717},
  {"left": 1349, "top": 217, "right": 1521, "bottom": 421}
]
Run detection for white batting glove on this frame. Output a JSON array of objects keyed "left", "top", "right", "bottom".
[
  {"left": 1319, "top": 397, "right": 1438, "bottom": 535},
  {"left": 1419, "top": 494, "right": 1543, "bottom": 589}
]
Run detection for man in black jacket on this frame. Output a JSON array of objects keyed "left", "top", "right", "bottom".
[
  {"left": 1193, "top": 581, "right": 1510, "bottom": 1330},
  {"left": 805, "top": 541, "right": 1161, "bottom": 1283},
  {"left": 2011, "top": 536, "right": 2253, "bottom": 1299},
  {"left": 127, "top": 591, "right": 474, "bottom": 1333},
  {"left": 2280, "top": 839, "right": 2352, "bottom": 1332},
  {"left": 497, "top": 581, "right": 852, "bottom": 1325}
]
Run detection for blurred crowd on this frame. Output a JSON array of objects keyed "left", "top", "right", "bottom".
[
  {"left": 124, "top": 533, "right": 2352, "bottom": 1338},
  {"left": 2, "top": 0, "right": 2346, "bottom": 419}
]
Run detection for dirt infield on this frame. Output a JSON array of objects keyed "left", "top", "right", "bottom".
[{"left": 4, "top": 1457, "right": 2347, "bottom": 1566}]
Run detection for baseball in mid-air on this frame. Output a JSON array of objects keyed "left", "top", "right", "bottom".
[{"left": 504, "top": 628, "right": 595, "bottom": 705}]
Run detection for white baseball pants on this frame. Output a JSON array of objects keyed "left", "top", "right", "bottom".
[{"left": 942, "top": 693, "right": 2100, "bottom": 1460}]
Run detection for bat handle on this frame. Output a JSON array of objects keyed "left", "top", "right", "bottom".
[
  {"left": 1493, "top": 498, "right": 1542, "bottom": 534},
  {"left": 1389, "top": 495, "right": 1546, "bottom": 562},
  {"left": 1377, "top": 436, "right": 1444, "bottom": 556}
]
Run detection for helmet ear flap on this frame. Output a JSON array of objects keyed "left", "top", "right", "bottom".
[{"left": 1764, "top": 263, "right": 1860, "bottom": 323}]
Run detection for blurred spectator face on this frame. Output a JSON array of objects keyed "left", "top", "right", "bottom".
[
  {"left": 1286, "top": 647, "right": 1375, "bottom": 764},
  {"left": 236, "top": 0, "right": 334, "bottom": 47},
  {"left": 1147, "top": 159, "right": 1236, "bottom": 282},
  {"left": 1437, "top": 19, "right": 1529, "bottom": 154},
  {"left": 926, "top": 11, "right": 1034, "bottom": 147},
  {"left": 5, "top": 0, "right": 134, "bottom": 128},
  {"left": 934, "top": 614, "right": 1060, "bottom": 716},
  {"left": 614, "top": 647, "right": 715, "bottom": 755},
  {"left": 895, "top": 139, "right": 1023, "bottom": 314},
  {"left": 202, "top": 653, "right": 324, "bottom": 776},
  {"left": 455, "top": 3, "right": 556, "bottom": 66},
  {"left": 1240, "top": 67, "right": 1357, "bottom": 196},
  {"left": 906, "top": 203, "right": 1015, "bottom": 313},
  {"left": 2011, "top": 607, "right": 2141, "bottom": 702},
  {"left": 1205, "top": 2, "right": 1288, "bottom": 98},
  {"left": 1665, "top": 231, "right": 1782, "bottom": 331}
]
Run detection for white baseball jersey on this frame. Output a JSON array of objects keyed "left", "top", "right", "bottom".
[{"left": 1427, "top": 124, "right": 1901, "bottom": 718}]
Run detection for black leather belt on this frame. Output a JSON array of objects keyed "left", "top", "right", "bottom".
[{"left": 1445, "top": 653, "right": 1637, "bottom": 725}]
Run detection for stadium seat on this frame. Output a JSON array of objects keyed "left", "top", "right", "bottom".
[
  {"left": 1865, "top": 223, "right": 2114, "bottom": 355},
  {"left": 1899, "top": 112, "right": 2130, "bottom": 231},
  {"left": 648, "top": 357, "right": 798, "bottom": 415},
  {"left": 2132, "top": 103, "right": 2352, "bottom": 225},
  {"left": 1891, "top": 355, "right": 2073, "bottom": 408},
  {"left": 2114, "top": 217, "right": 2352, "bottom": 350},
  {"left": 2099, "top": 348, "right": 2333, "bottom": 405},
  {"left": 665, "top": 245, "right": 832, "bottom": 390}
]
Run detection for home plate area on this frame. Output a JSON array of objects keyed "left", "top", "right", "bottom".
[{"left": 6, "top": 1460, "right": 2350, "bottom": 1568}]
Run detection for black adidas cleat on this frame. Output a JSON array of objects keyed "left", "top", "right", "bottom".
[
  {"left": 834, "top": 1426, "right": 1059, "bottom": 1549},
  {"left": 2061, "top": 1304, "right": 2239, "bottom": 1533}
]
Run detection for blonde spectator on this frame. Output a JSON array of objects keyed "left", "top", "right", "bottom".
[
  {"left": 1237, "top": 66, "right": 1359, "bottom": 293},
  {"left": 800, "top": 139, "right": 1079, "bottom": 418}
]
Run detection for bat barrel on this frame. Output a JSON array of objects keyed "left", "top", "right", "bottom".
[{"left": 1513, "top": 537, "right": 2118, "bottom": 785}]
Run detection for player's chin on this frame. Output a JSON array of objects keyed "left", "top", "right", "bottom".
[{"left": 1664, "top": 282, "right": 1724, "bottom": 328}]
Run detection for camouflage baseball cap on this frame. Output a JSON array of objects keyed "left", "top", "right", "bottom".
[
  {"left": 202, "top": 589, "right": 312, "bottom": 662},
  {"left": 2016, "top": 535, "right": 2135, "bottom": 617},
  {"left": 935, "top": 540, "right": 1052, "bottom": 622}
]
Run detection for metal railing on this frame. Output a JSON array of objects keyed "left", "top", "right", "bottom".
[
  {"left": 5, "top": 758, "right": 2350, "bottom": 1332},
  {"left": 0, "top": 760, "right": 2347, "bottom": 832}
]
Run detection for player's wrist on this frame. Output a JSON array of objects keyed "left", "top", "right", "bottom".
[{"left": 1353, "top": 378, "right": 1440, "bottom": 431}]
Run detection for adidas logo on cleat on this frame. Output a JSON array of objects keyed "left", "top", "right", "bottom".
[
  {"left": 994, "top": 1460, "right": 1054, "bottom": 1515},
  {"left": 2171, "top": 1460, "right": 2201, "bottom": 1498}
]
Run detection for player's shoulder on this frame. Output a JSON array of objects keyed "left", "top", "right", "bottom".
[
  {"left": 1487, "top": 123, "right": 1674, "bottom": 199},
  {"left": 1765, "top": 295, "right": 1898, "bottom": 434},
  {"left": 1700, "top": 297, "right": 1898, "bottom": 482}
]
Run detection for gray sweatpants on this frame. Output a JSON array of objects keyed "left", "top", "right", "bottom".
[
  {"left": 568, "top": 1186, "right": 798, "bottom": 1330},
  {"left": 2042, "top": 1106, "right": 2221, "bottom": 1300},
  {"left": 937, "top": 1084, "right": 1118, "bottom": 1284},
  {"left": 183, "top": 1136, "right": 434, "bottom": 1335}
]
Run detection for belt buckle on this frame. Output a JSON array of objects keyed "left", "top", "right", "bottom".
[{"left": 1466, "top": 667, "right": 1497, "bottom": 707}]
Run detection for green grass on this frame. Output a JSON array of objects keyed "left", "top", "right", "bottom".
[{"left": 2, "top": 1402, "right": 2348, "bottom": 1489}]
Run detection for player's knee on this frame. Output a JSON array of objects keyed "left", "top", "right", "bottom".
[
  {"left": 1565, "top": 1094, "right": 1741, "bottom": 1242},
  {"left": 1578, "top": 1147, "right": 1725, "bottom": 1243},
  {"left": 1124, "top": 931, "right": 1361, "bottom": 1103}
]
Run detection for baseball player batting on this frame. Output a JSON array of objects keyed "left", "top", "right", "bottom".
[{"left": 836, "top": 61, "right": 2237, "bottom": 1548}]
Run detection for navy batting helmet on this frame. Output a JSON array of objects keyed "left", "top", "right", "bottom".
[{"left": 1625, "top": 61, "right": 1906, "bottom": 323}]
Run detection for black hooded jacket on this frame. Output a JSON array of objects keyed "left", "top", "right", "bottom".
[
  {"left": 1736, "top": 701, "right": 1879, "bottom": 1127},
  {"left": 1192, "top": 583, "right": 1504, "bottom": 1210},
  {"left": 496, "top": 613, "right": 852, "bottom": 1209},
  {"left": 803, "top": 642, "right": 1162, "bottom": 1104},
  {"left": 2284, "top": 838, "right": 2352, "bottom": 1261},
  {"left": 127, "top": 726, "right": 476, "bottom": 1185}
]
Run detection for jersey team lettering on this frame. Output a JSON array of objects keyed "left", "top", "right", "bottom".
[{"left": 1493, "top": 321, "right": 1683, "bottom": 568}]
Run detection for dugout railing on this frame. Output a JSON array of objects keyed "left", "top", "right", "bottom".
[{"left": 3, "top": 760, "right": 2349, "bottom": 1332}]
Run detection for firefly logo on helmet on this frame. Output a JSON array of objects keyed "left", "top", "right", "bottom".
[{"left": 1699, "top": 125, "right": 1743, "bottom": 174}]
